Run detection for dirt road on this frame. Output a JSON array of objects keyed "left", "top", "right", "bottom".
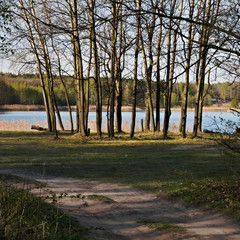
[{"left": 1, "top": 168, "right": 240, "bottom": 240}]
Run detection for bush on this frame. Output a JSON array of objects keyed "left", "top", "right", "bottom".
[{"left": 231, "top": 99, "right": 239, "bottom": 108}]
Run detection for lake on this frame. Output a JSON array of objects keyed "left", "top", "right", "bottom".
[{"left": 0, "top": 110, "right": 239, "bottom": 132}]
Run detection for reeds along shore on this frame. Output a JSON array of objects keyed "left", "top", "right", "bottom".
[
  {"left": 0, "top": 104, "right": 232, "bottom": 112},
  {"left": 0, "top": 119, "right": 184, "bottom": 133}
]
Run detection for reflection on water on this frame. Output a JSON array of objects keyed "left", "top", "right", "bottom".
[{"left": 0, "top": 110, "right": 239, "bottom": 132}]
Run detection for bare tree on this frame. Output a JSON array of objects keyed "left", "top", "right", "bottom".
[{"left": 130, "top": 0, "right": 141, "bottom": 138}]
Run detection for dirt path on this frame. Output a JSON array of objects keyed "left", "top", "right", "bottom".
[{"left": 1, "top": 168, "right": 240, "bottom": 240}]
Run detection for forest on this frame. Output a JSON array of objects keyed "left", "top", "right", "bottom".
[
  {"left": 0, "top": 0, "right": 240, "bottom": 138},
  {"left": 0, "top": 72, "right": 239, "bottom": 108}
]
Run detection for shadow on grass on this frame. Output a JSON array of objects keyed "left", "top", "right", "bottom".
[{"left": 1, "top": 131, "right": 240, "bottom": 220}]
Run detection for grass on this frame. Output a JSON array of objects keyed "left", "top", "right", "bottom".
[
  {"left": 87, "top": 194, "right": 115, "bottom": 204},
  {"left": 138, "top": 218, "right": 186, "bottom": 234},
  {"left": 0, "top": 130, "right": 240, "bottom": 223},
  {"left": 0, "top": 178, "right": 90, "bottom": 240}
]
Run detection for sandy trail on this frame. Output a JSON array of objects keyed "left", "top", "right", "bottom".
[{"left": 1, "top": 168, "right": 240, "bottom": 240}]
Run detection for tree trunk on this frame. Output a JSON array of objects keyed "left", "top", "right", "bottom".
[
  {"left": 130, "top": 0, "right": 141, "bottom": 138},
  {"left": 145, "top": 101, "right": 150, "bottom": 131},
  {"left": 155, "top": 0, "right": 163, "bottom": 132},
  {"left": 140, "top": 19, "right": 155, "bottom": 132},
  {"left": 19, "top": 0, "right": 52, "bottom": 132},
  {"left": 163, "top": 0, "right": 182, "bottom": 138},
  {"left": 109, "top": 1, "right": 118, "bottom": 138},
  {"left": 29, "top": 0, "right": 57, "bottom": 138},
  {"left": 179, "top": 0, "right": 195, "bottom": 138},
  {"left": 90, "top": 0, "right": 102, "bottom": 137},
  {"left": 115, "top": 1, "right": 123, "bottom": 133},
  {"left": 193, "top": 0, "right": 212, "bottom": 137}
]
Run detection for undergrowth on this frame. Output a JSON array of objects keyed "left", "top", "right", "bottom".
[
  {"left": 168, "top": 176, "right": 240, "bottom": 221},
  {"left": 0, "top": 180, "right": 90, "bottom": 240}
]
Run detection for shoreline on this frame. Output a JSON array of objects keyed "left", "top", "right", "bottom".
[{"left": 0, "top": 104, "right": 233, "bottom": 113}]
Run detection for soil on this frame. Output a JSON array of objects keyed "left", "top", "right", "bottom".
[{"left": 1, "top": 168, "right": 240, "bottom": 240}]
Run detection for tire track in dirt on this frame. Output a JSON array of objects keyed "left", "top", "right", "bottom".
[{"left": 1, "top": 168, "right": 240, "bottom": 240}]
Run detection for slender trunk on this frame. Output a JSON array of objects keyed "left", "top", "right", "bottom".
[
  {"left": 67, "top": 0, "right": 86, "bottom": 136},
  {"left": 155, "top": 0, "right": 163, "bottom": 132},
  {"left": 61, "top": 78, "right": 74, "bottom": 133},
  {"left": 53, "top": 96, "right": 64, "bottom": 131},
  {"left": 90, "top": 0, "right": 102, "bottom": 137},
  {"left": 145, "top": 101, "right": 150, "bottom": 131},
  {"left": 198, "top": 98, "right": 203, "bottom": 132},
  {"left": 130, "top": 0, "right": 141, "bottom": 138},
  {"left": 29, "top": 0, "right": 57, "bottom": 137},
  {"left": 193, "top": 51, "right": 207, "bottom": 136},
  {"left": 163, "top": 0, "right": 181, "bottom": 138},
  {"left": 109, "top": 1, "right": 118, "bottom": 138},
  {"left": 163, "top": 2, "right": 175, "bottom": 138},
  {"left": 115, "top": 1, "right": 123, "bottom": 133},
  {"left": 179, "top": 0, "right": 195, "bottom": 138},
  {"left": 85, "top": 38, "right": 91, "bottom": 134},
  {"left": 53, "top": 45, "right": 73, "bottom": 133},
  {"left": 193, "top": 0, "right": 211, "bottom": 137},
  {"left": 140, "top": 27, "right": 155, "bottom": 131},
  {"left": 19, "top": 0, "right": 52, "bottom": 132},
  {"left": 43, "top": 2, "right": 64, "bottom": 132}
]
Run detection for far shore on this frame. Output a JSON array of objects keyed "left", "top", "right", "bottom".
[{"left": 0, "top": 104, "right": 235, "bottom": 113}]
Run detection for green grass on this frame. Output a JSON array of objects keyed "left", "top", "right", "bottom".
[
  {"left": 138, "top": 218, "right": 186, "bottom": 234},
  {"left": 87, "top": 194, "right": 115, "bottom": 204},
  {"left": 0, "top": 180, "right": 90, "bottom": 240},
  {"left": 0, "top": 130, "right": 240, "bottom": 222}
]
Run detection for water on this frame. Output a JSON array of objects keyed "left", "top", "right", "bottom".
[{"left": 0, "top": 110, "right": 239, "bottom": 132}]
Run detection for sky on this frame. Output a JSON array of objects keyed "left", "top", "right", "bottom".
[
  {"left": 0, "top": 57, "right": 236, "bottom": 84},
  {"left": 0, "top": 59, "right": 12, "bottom": 73}
]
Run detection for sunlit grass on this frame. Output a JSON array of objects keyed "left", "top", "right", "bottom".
[
  {"left": 0, "top": 131, "right": 240, "bottom": 221},
  {"left": 138, "top": 218, "right": 186, "bottom": 234}
]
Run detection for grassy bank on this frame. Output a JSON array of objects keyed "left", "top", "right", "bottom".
[
  {"left": 0, "top": 175, "right": 90, "bottom": 240},
  {"left": 0, "top": 131, "right": 240, "bottom": 223}
]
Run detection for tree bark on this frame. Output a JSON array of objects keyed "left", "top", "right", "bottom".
[
  {"left": 179, "top": 0, "right": 196, "bottom": 138},
  {"left": 90, "top": 0, "right": 102, "bottom": 137},
  {"left": 130, "top": 0, "right": 141, "bottom": 138}
]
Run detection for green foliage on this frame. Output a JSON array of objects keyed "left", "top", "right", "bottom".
[
  {"left": 54, "top": 83, "right": 76, "bottom": 106},
  {"left": 0, "top": 72, "right": 238, "bottom": 108},
  {"left": 171, "top": 92, "right": 180, "bottom": 107},
  {"left": 10, "top": 82, "right": 43, "bottom": 105},
  {"left": 187, "top": 94, "right": 196, "bottom": 108},
  {"left": 0, "top": 180, "right": 89, "bottom": 240},
  {"left": 221, "top": 82, "right": 230, "bottom": 100},
  {"left": 122, "top": 83, "right": 132, "bottom": 105},
  {"left": 0, "top": 80, "right": 14, "bottom": 104},
  {"left": 231, "top": 99, "right": 239, "bottom": 108},
  {"left": 203, "top": 94, "right": 212, "bottom": 106}
]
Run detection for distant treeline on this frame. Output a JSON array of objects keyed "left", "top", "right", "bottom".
[{"left": 0, "top": 73, "right": 239, "bottom": 107}]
